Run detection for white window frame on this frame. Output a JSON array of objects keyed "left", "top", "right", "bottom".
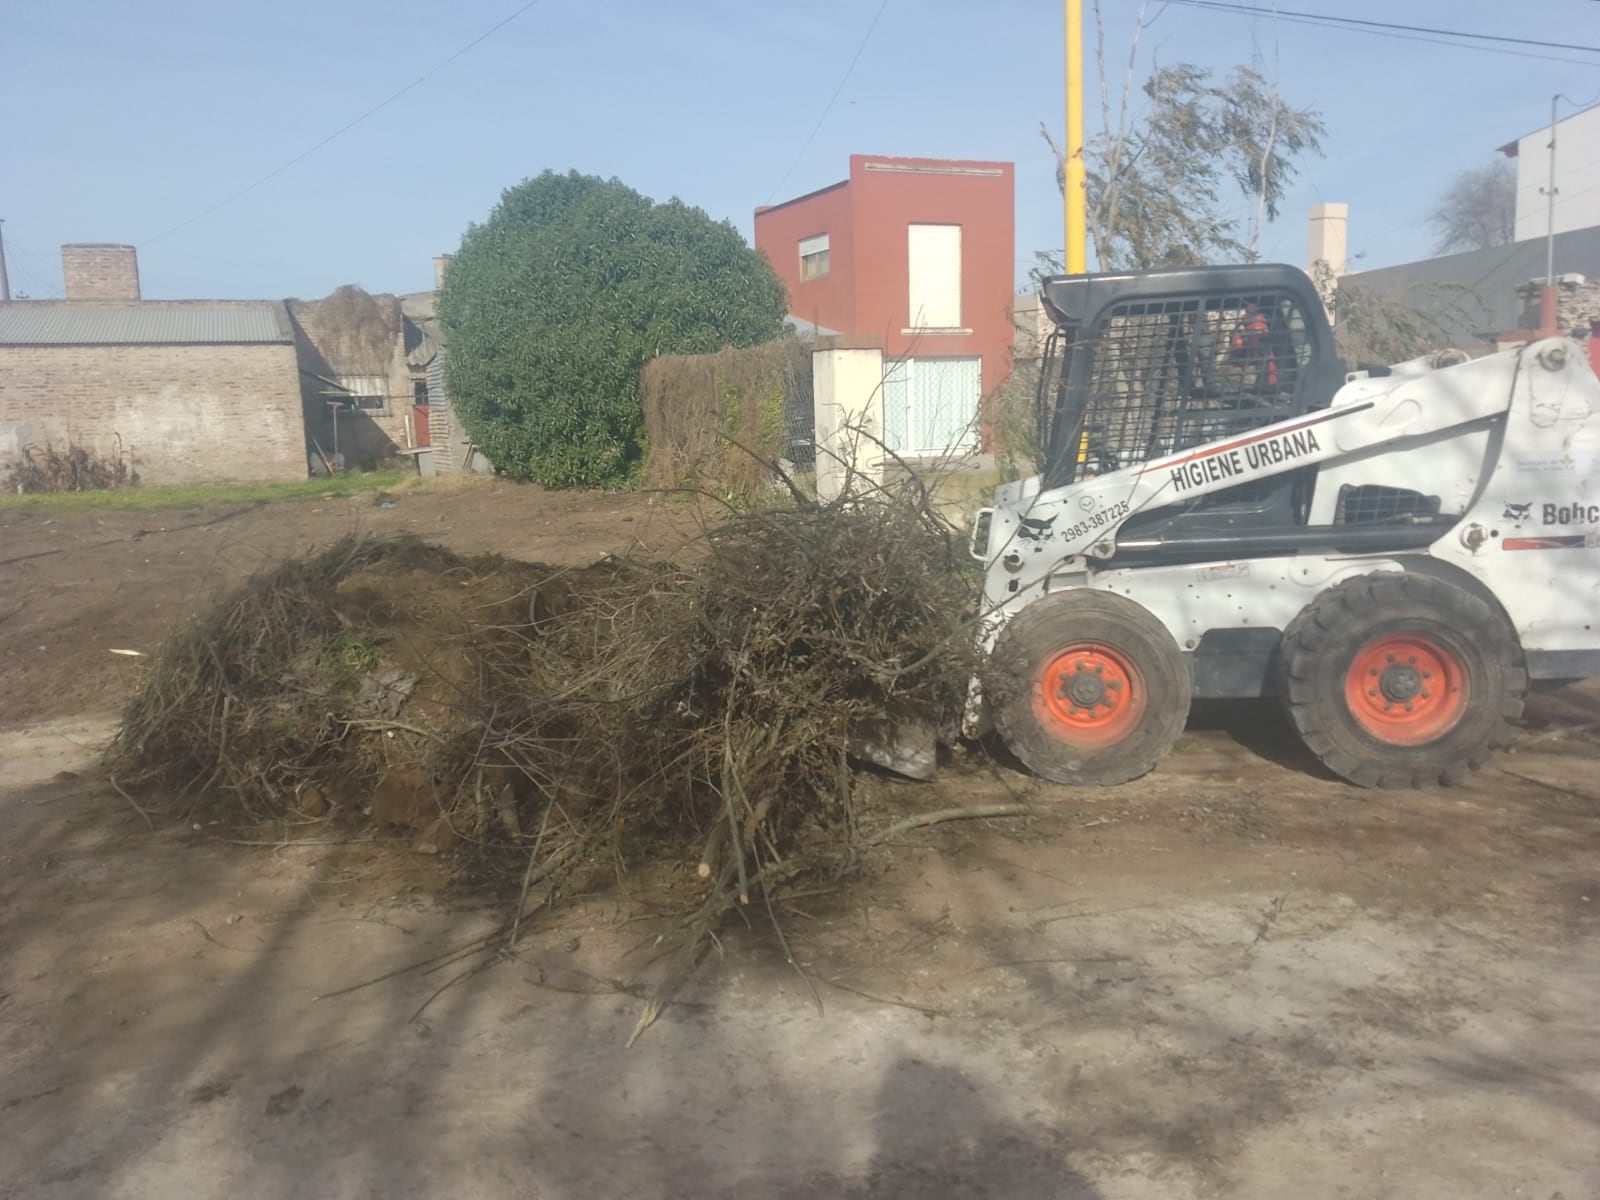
[
  {"left": 799, "top": 233, "right": 830, "bottom": 281},
  {"left": 880, "top": 355, "right": 983, "bottom": 457}
]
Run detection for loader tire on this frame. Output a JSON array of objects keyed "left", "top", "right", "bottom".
[
  {"left": 1279, "top": 573, "right": 1526, "bottom": 789},
  {"left": 991, "top": 590, "right": 1190, "bottom": 787}
]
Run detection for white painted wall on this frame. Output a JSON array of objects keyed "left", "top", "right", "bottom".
[
  {"left": 812, "top": 343, "right": 885, "bottom": 501},
  {"left": 1512, "top": 105, "right": 1600, "bottom": 242}
]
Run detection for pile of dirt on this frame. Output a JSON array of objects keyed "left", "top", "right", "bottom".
[
  {"left": 106, "top": 537, "right": 585, "bottom": 835},
  {"left": 106, "top": 489, "right": 979, "bottom": 1028}
]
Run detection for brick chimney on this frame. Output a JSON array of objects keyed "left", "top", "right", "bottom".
[
  {"left": 61, "top": 244, "right": 141, "bottom": 302},
  {"left": 433, "top": 254, "right": 452, "bottom": 290}
]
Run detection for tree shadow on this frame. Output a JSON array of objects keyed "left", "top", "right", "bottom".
[{"left": 823, "top": 1057, "right": 1103, "bottom": 1199}]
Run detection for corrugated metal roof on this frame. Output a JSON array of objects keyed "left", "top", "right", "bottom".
[
  {"left": 1340, "top": 226, "right": 1600, "bottom": 342},
  {"left": 784, "top": 313, "right": 842, "bottom": 338},
  {"left": 0, "top": 301, "right": 293, "bottom": 346}
]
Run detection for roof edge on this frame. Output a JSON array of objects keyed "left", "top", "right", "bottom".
[
  {"left": 1499, "top": 100, "right": 1600, "bottom": 156},
  {"left": 756, "top": 178, "right": 850, "bottom": 216},
  {"left": 0, "top": 298, "right": 296, "bottom": 347}
]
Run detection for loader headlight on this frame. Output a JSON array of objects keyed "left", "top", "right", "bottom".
[{"left": 969, "top": 508, "right": 994, "bottom": 562}]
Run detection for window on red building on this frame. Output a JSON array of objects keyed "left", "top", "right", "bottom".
[
  {"left": 799, "top": 234, "right": 830, "bottom": 280},
  {"left": 908, "top": 223, "right": 962, "bottom": 330}
]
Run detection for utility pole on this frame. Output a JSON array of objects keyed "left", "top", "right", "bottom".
[
  {"left": 1540, "top": 94, "right": 1560, "bottom": 336},
  {"left": 1064, "top": 0, "right": 1087, "bottom": 274},
  {"left": 0, "top": 219, "right": 11, "bottom": 303}
]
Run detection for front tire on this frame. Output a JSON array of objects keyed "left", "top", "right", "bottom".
[
  {"left": 990, "top": 590, "right": 1191, "bottom": 786},
  {"left": 1279, "top": 573, "right": 1525, "bottom": 789}
]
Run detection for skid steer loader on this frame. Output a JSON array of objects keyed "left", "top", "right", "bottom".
[{"left": 968, "top": 262, "right": 1600, "bottom": 789}]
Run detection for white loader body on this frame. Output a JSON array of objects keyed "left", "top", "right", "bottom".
[
  {"left": 969, "top": 262, "right": 1600, "bottom": 789},
  {"left": 978, "top": 338, "right": 1600, "bottom": 674}
]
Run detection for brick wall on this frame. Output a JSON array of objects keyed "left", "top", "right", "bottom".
[
  {"left": 1557, "top": 281, "right": 1600, "bottom": 330},
  {"left": 1516, "top": 279, "right": 1600, "bottom": 332},
  {"left": 0, "top": 342, "right": 307, "bottom": 484},
  {"left": 61, "top": 245, "right": 141, "bottom": 302}
]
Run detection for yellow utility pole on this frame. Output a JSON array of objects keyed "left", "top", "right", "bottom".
[{"left": 1063, "top": 0, "right": 1087, "bottom": 274}]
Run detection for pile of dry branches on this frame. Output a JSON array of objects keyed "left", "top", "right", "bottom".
[
  {"left": 108, "top": 484, "right": 980, "bottom": 1030},
  {"left": 6, "top": 436, "right": 138, "bottom": 493}
]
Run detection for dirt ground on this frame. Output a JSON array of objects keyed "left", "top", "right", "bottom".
[{"left": 2, "top": 479, "right": 1598, "bottom": 1199}]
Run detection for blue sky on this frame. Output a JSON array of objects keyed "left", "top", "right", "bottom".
[{"left": 4, "top": 0, "right": 1597, "bottom": 301}]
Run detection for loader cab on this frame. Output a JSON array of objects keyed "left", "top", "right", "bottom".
[{"left": 1035, "top": 264, "right": 1346, "bottom": 544}]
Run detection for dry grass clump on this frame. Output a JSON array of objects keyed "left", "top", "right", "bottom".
[{"left": 6, "top": 436, "right": 138, "bottom": 494}]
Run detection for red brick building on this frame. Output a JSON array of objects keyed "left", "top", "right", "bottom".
[{"left": 756, "top": 154, "right": 1015, "bottom": 456}]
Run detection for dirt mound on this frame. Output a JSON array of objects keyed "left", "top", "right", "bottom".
[
  {"left": 107, "top": 490, "right": 979, "bottom": 1031},
  {"left": 106, "top": 537, "right": 611, "bottom": 834}
]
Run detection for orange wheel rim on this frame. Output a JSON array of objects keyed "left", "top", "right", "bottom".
[
  {"left": 1033, "top": 643, "right": 1145, "bottom": 747},
  {"left": 1343, "top": 633, "right": 1469, "bottom": 746}
]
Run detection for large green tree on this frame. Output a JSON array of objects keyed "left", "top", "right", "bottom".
[{"left": 439, "top": 171, "right": 788, "bottom": 487}]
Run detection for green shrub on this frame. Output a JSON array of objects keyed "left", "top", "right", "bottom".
[{"left": 439, "top": 171, "right": 789, "bottom": 488}]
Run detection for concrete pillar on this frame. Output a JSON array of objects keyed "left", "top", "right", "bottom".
[
  {"left": 811, "top": 337, "right": 885, "bottom": 502},
  {"left": 1307, "top": 203, "right": 1348, "bottom": 321},
  {"left": 1307, "top": 203, "right": 1348, "bottom": 277}
]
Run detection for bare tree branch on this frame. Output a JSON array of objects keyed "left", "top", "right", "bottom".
[{"left": 1430, "top": 161, "right": 1517, "bottom": 253}]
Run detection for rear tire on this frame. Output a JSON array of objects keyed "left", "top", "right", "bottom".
[
  {"left": 1279, "top": 573, "right": 1525, "bottom": 789},
  {"left": 990, "top": 590, "right": 1191, "bottom": 786}
]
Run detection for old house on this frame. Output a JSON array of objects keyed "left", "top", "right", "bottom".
[
  {"left": 1335, "top": 108, "right": 1600, "bottom": 353},
  {"left": 0, "top": 245, "right": 306, "bottom": 484},
  {"left": 288, "top": 285, "right": 432, "bottom": 469},
  {"left": 397, "top": 256, "right": 489, "bottom": 475},
  {"left": 292, "top": 257, "right": 487, "bottom": 476},
  {"left": 756, "top": 154, "right": 1016, "bottom": 457},
  {"left": 1, "top": 243, "right": 488, "bottom": 487}
]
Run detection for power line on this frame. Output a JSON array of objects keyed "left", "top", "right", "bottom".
[
  {"left": 1166, "top": 0, "right": 1600, "bottom": 65},
  {"left": 1463, "top": 235, "right": 1546, "bottom": 293},
  {"left": 1169, "top": 0, "right": 1600, "bottom": 54},
  {"left": 1360, "top": 216, "right": 1431, "bottom": 243},
  {"left": 764, "top": 0, "right": 891, "bottom": 205},
  {"left": 1188, "top": 1, "right": 1600, "bottom": 54},
  {"left": 1558, "top": 89, "right": 1600, "bottom": 112},
  {"left": 144, "top": 0, "right": 547, "bottom": 246},
  {"left": 1, "top": 241, "right": 61, "bottom": 299}
]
